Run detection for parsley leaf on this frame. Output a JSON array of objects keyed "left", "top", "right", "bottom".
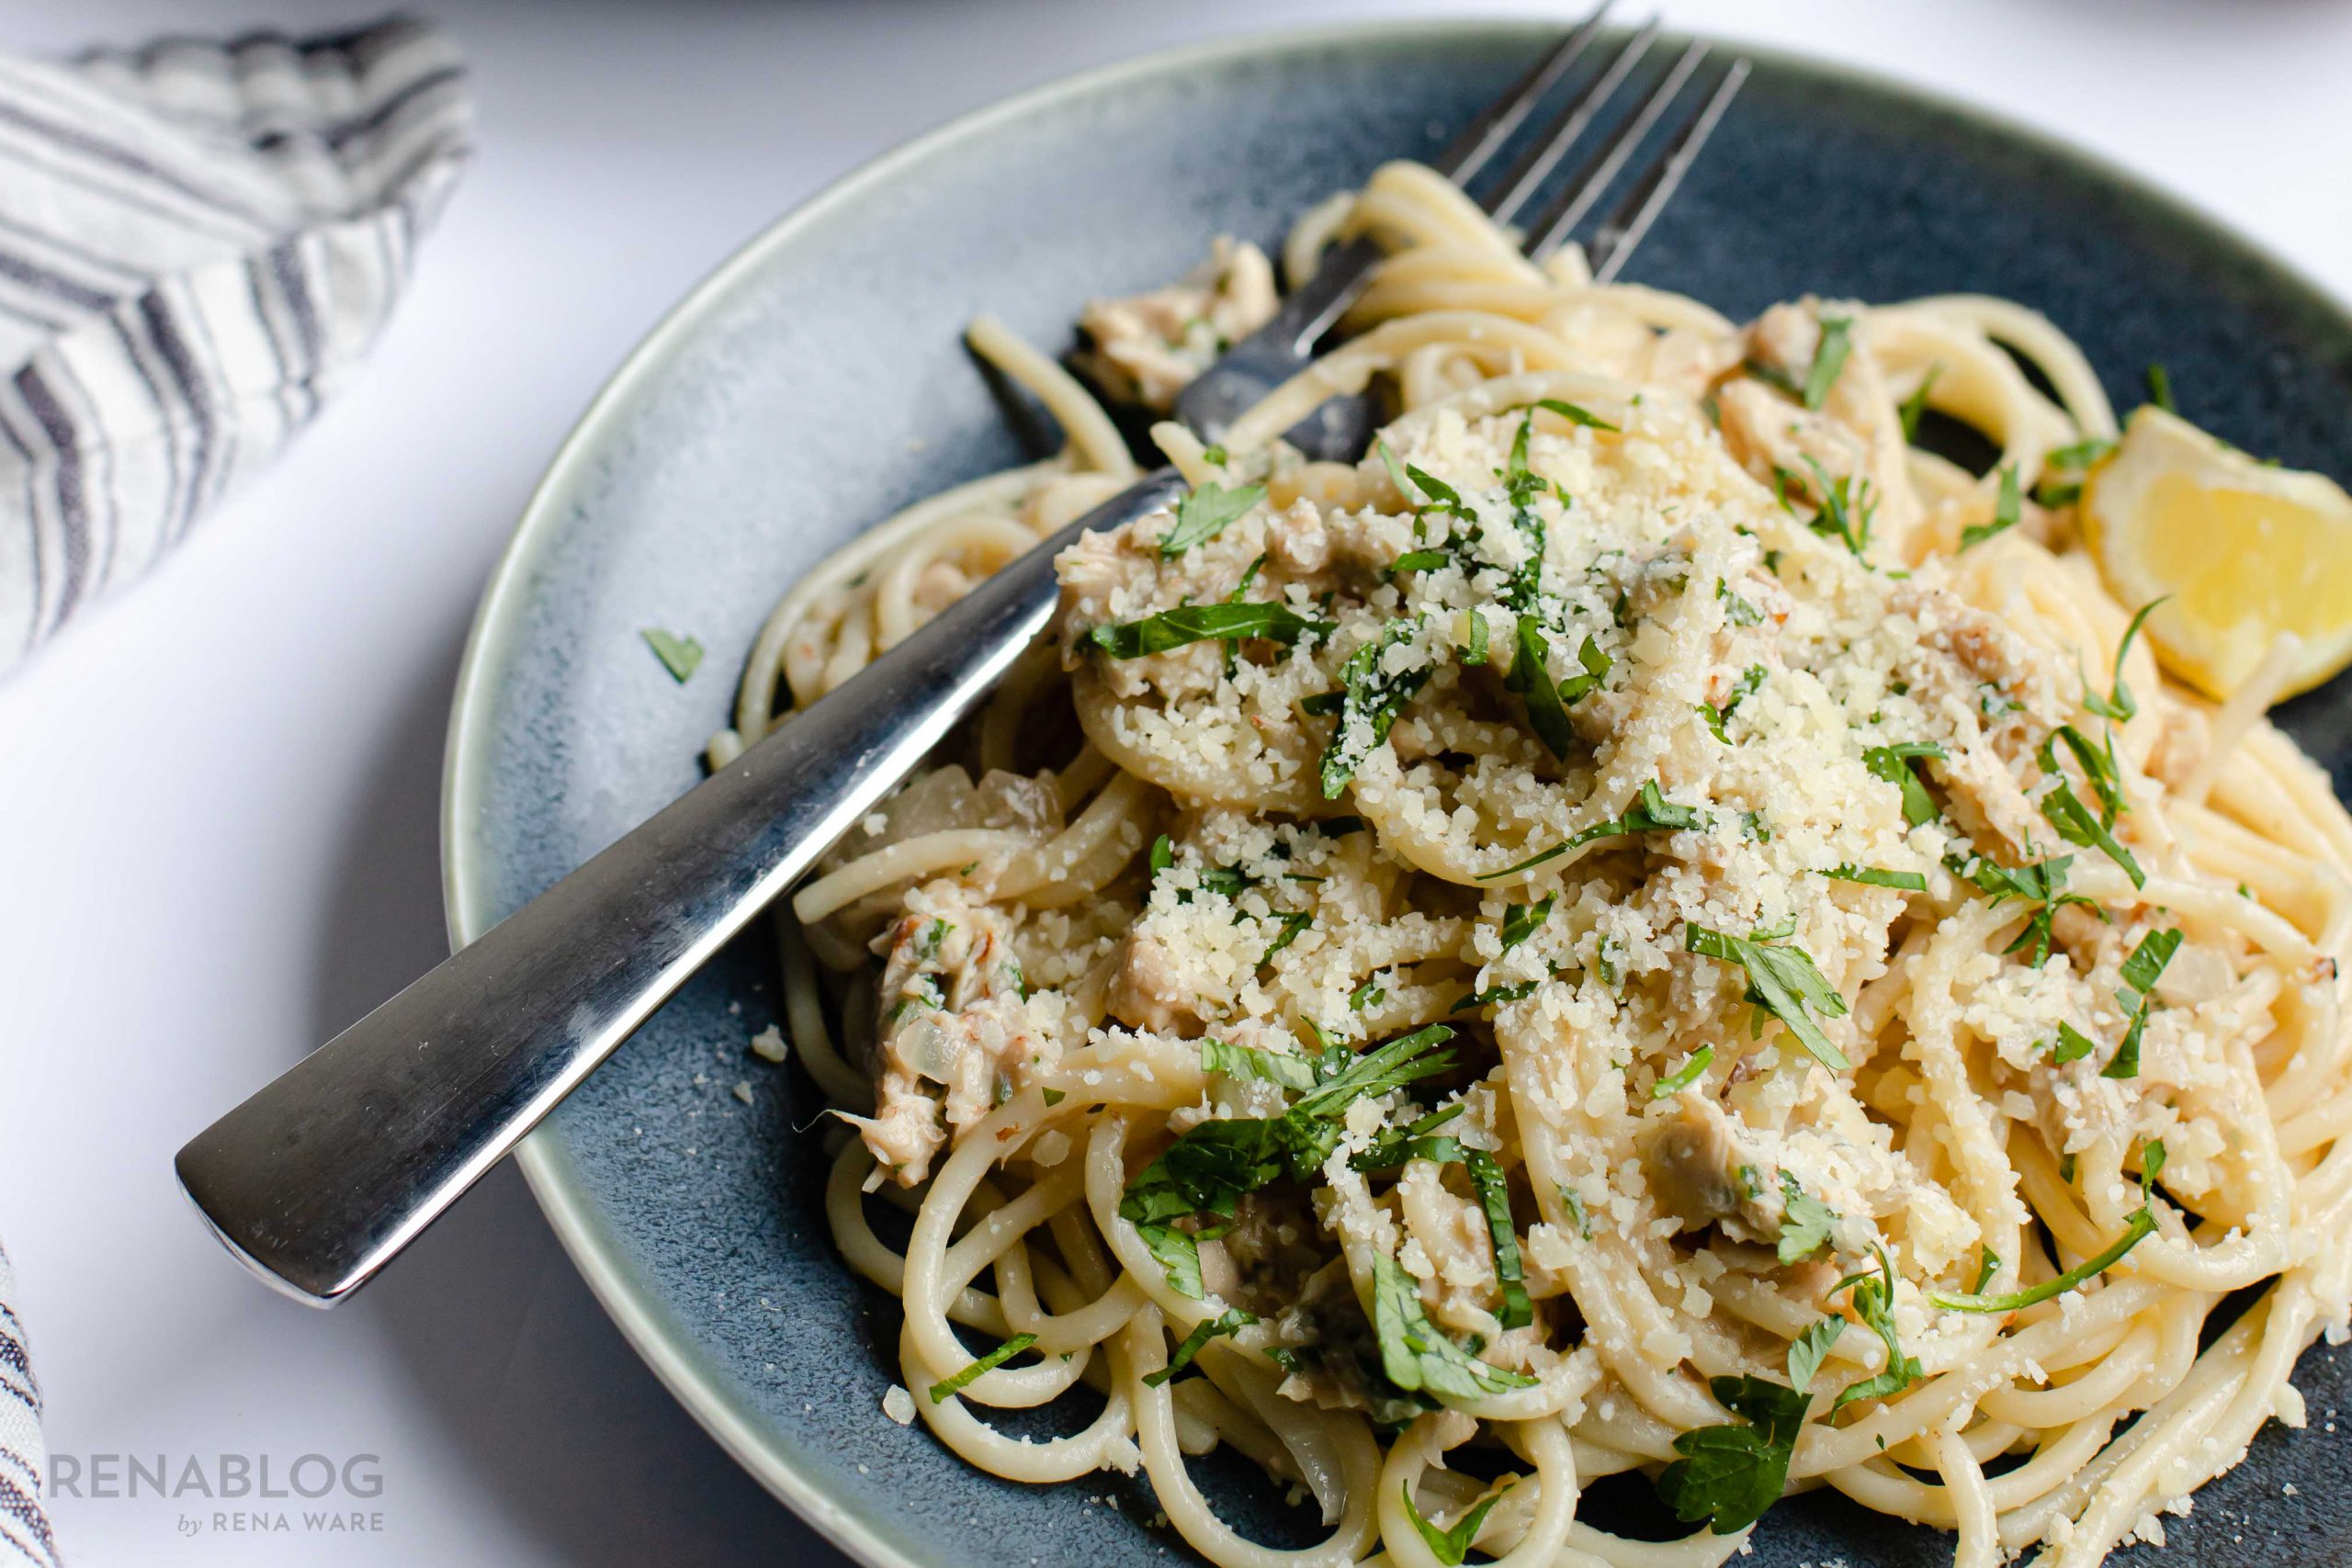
[
  {"left": 1463, "top": 1149, "right": 1534, "bottom": 1329},
  {"left": 1801, "top": 457, "right": 1874, "bottom": 558},
  {"left": 1686, "top": 924, "right": 1853, "bottom": 1072},
  {"left": 1897, "top": 367, "right": 1939, "bottom": 442},
  {"left": 1200, "top": 1037, "right": 1319, "bottom": 1093},
  {"left": 1533, "top": 397, "right": 1620, "bottom": 432},
  {"left": 1653, "top": 1045, "right": 1716, "bottom": 1100},
  {"left": 1505, "top": 623, "right": 1609, "bottom": 761},
  {"left": 1388, "top": 547, "right": 1452, "bottom": 577},
  {"left": 2032, "top": 437, "right": 2117, "bottom": 507},
  {"left": 1401, "top": 1480, "right": 1513, "bottom": 1567},
  {"left": 1717, "top": 578, "right": 1765, "bottom": 626},
  {"left": 1458, "top": 608, "right": 1490, "bottom": 665},
  {"left": 1257, "top": 909, "right": 1314, "bottom": 967},
  {"left": 1862, "top": 741, "right": 1945, "bottom": 828},
  {"left": 1702, "top": 663, "right": 1768, "bottom": 743},
  {"left": 1961, "top": 464, "right": 2021, "bottom": 549},
  {"left": 2049, "top": 1021, "right": 2098, "bottom": 1064},
  {"left": 1369, "top": 1255, "right": 1537, "bottom": 1399},
  {"left": 929, "top": 1333, "right": 1039, "bottom": 1403},
  {"left": 1089, "top": 601, "right": 1331, "bottom": 659},
  {"left": 1319, "top": 619, "right": 1432, "bottom": 797},
  {"left": 1657, "top": 1421, "right": 1790, "bottom": 1537},
  {"left": 2036, "top": 729, "right": 2143, "bottom": 886},
  {"left": 1826, "top": 864, "right": 1928, "bottom": 892},
  {"left": 1159, "top": 481, "right": 1266, "bottom": 557},
  {"left": 1946, "top": 849, "right": 2101, "bottom": 968},
  {"left": 1802, "top": 316, "right": 1854, "bottom": 410},
  {"left": 1777, "top": 1172, "right": 1837, "bottom": 1264},
  {"left": 2103, "top": 927, "right": 2180, "bottom": 1079},
  {"left": 1143, "top": 1308, "right": 1255, "bottom": 1387},
  {"left": 1500, "top": 895, "right": 1554, "bottom": 953},
  {"left": 2083, "top": 598, "right": 2168, "bottom": 723},
  {"left": 1830, "top": 1247, "right": 1921, "bottom": 1412},
  {"left": 1787, "top": 1316, "right": 1844, "bottom": 1395},
  {"left": 641, "top": 627, "right": 704, "bottom": 682},
  {"left": 1930, "top": 1207, "right": 2157, "bottom": 1314},
  {"left": 1122, "top": 1024, "right": 1464, "bottom": 1285},
  {"left": 1656, "top": 1308, "right": 1850, "bottom": 1535},
  {"left": 1476, "top": 779, "right": 1705, "bottom": 881}
]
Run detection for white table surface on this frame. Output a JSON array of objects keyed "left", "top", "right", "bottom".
[{"left": 2, "top": 0, "right": 2347, "bottom": 1562}]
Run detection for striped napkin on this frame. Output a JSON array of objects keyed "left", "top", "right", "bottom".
[
  {"left": 0, "top": 18, "right": 471, "bottom": 1561},
  {"left": 0, "top": 1246, "right": 51, "bottom": 1567},
  {"left": 0, "top": 17, "right": 473, "bottom": 676}
]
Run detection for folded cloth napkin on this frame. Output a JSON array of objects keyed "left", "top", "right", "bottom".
[
  {"left": 0, "top": 17, "right": 472, "bottom": 675},
  {"left": 0, "top": 1244, "right": 53, "bottom": 1567}
]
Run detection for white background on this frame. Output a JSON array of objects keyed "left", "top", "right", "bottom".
[{"left": 2, "top": 0, "right": 2348, "bottom": 1562}]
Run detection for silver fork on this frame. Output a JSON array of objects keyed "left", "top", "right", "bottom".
[{"left": 175, "top": 19, "right": 1752, "bottom": 1305}]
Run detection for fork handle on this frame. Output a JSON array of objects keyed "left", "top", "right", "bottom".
[{"left": 175, "top": 466, "right": 1188, "bottom": 1304}]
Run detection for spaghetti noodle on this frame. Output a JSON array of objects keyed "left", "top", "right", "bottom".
[{"left": 715, "top": 162, "right": 2352, "bottom": 1567}]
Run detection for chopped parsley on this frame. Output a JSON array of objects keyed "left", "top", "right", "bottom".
[
  {"left": 929, "top": 1333, "right": 1039, "bottom": 1403},
  {"left": 2037, "top": 728, "right": 2143, "bottom": 886},
  {"left": 2083, "top": 597, "right": 2167, "bottom": 723},
  {"left": 1401, "top": 1480, "right": 1513, "bottom": 1566},
  {"left": 2101, "top": 927, "right": 2181, "bottom": 1079},
  {"left": 1862, "top": 740, "right": 1945, "bottom": 828},
  {"left": 1717, "top": 578, "right": 1765, "bottom": 626},
  {"left": 1349, "top": 973, "right": 1387, "bottom": 1011},
  {"left": 1897, "top": 367, "right": 1940, "bottom": 441},
  {"left": 1826, "top": 864, "right": 1928, "bottom": 893},
  {"left": 1973, "top": 1247, "right": 2001, "bottom": 1293},
  {"left": 1448, "top": 976, "right": 1545, "bottom": 1014},
  {"left": 1350, "top": 1102, "right": 1467, "bottom": 1172},
  {"left": 1088, "top": 601, "right": 1331, "bottom": 659},
  {"left": 1499, "top": 896, "right": 1554, "bottom": 953},
  {"left": 1802, "top": 316, "right": 1854, "bottom": 410},
  {"left": 1201, "top": 1037, "right": 1320, "bottom": 1093},
  {"left": 1463, "top": 1149, "right": 1534, "bottom": 1329},
  {"left": 1946, "top": 849, "right": 2100, "bottom": 968},
  {"left": 1685, "top": 923, "right": 1852, "bottom": 1072},
  {"left": 1158, "top": 480, "right": 1265, "bottom": 557},
  {"left": 1387, "top": 547, "right": 1452, "bottom": 578},
  {"left": 1532, "top": 397, "right": 1620, "bottom": 432},
  {"left": 640, "top": 627, "right": 704, "bottom": 682},
  {"left": 1961, "top": 464, "right": 2021, "bottom": 549},
  {"left": 1652, "top": 1045, "right": 1716, "bottom": 1100},
  {"left": 1258, "top": 909, "right": 1314, "bottom": 967},
  {"left": 1143, "top": 1308, "right": 1255, "bottom": 1387},
  {"left": 1802, "top": 457, "right": 1874, "bottom": 558},
  {"left": 1370, "top": 1255, "right": 1537, "bottom": 1399},
  {"left": 1828, "top": 1247, "right": 1921, "bottom": 1412},
  {"left": 2032, "top": 436, "right": 2116, "bottom": 508},
  {"left": 1776, "top": 1173, "right": 1837, "bottom": 1264},
  {"left": 2049, "top": 1021, "right": 2098, "bottom": 1065},
  {"left": 1458, "top": 609, "right": 1491, "bottom": 665},
  {"left": 1702, "top": 663, "right": 1768, "bottom": 742},
  {"left": 2146, "top": 362, "right": 2176, "bottom": 414},
  {"left": 1318, "top": 619, "right": 1432, "bottom": 797},
  {"left": 1505, "top": 622, "right": 1608, "bottom": 760},
  {"left": 1476, "top": 779, "right": 1705, "bottom": 880},
  {"left": 1121, "top": 1027, "right": 1460, "bottom": 1292},
  {"left": 1931, "top": 1143, "right": 2165, "bottom": 1313}
]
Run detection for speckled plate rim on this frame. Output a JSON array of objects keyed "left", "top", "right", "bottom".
[{"left": 439, "top": 18, "right": 2352, "bottom": 1566}]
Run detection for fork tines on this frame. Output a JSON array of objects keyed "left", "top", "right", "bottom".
[{"left": 1442, "top": 13, "right": 1749, "bottom": 281}]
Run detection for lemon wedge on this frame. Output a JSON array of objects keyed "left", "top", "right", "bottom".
[{"left": 2082, "top": 405, "right": 2352, "bottom": 702}]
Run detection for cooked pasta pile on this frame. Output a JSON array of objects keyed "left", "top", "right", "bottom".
[{"left": 710, "top": 163, "right": 2352, "bottom": 1567}]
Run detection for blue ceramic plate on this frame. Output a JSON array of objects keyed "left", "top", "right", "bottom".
[{"left": 443, "top": 20, "right": 2352, "bottom": 1567}]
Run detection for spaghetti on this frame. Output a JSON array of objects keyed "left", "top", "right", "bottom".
[{"left": 714, "top": 162, "right": 2352, "bottom": 1567}]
